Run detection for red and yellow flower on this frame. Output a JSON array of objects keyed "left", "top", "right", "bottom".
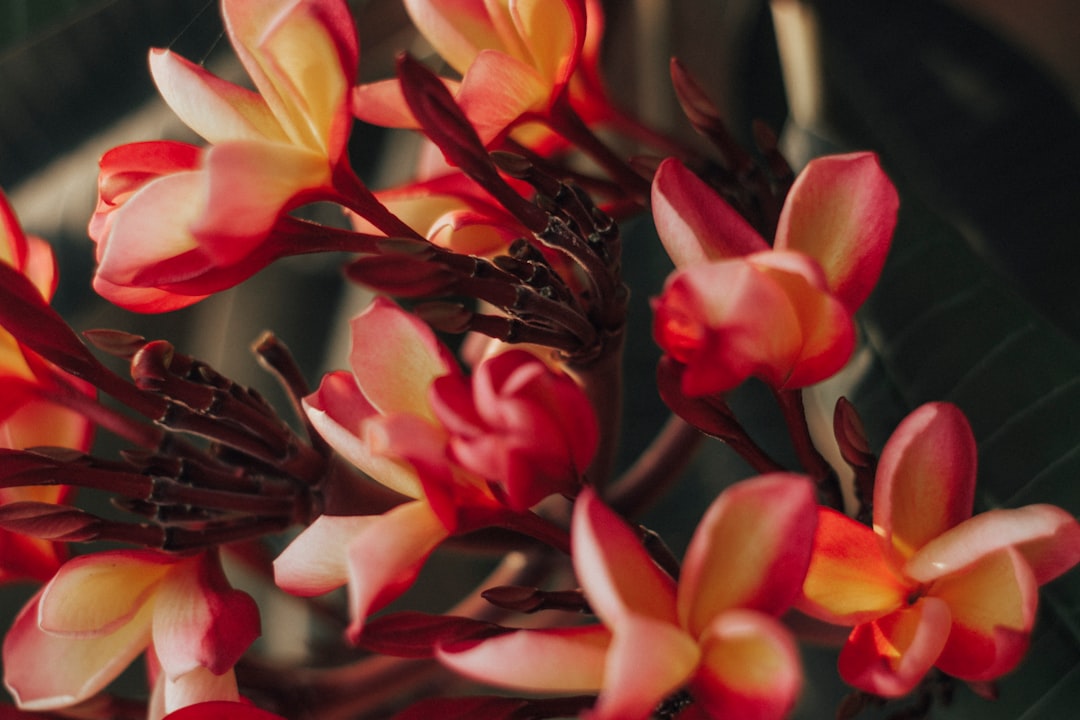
[
  {"left": 440, "top": 475, "right": 817, "bottom": 719},
  {"left": 0, "top": 191, "right": 94, "bottom": 583},
  {"left": 274, "top": 298, "right": 595, "bottom": 640},
  {"left": 797, "top": 402, "right": 1080, "bottom": 696},
  {"left": 90, "top": 0, "right": 362, "bottom": 311},
  {"left": 651, "top": 152, "right": 898, "bottom": 396},
  {"left": 3, "top": 550, "right": 259, "bottom": 717}
]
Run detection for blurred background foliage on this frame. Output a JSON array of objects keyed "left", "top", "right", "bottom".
[{"left": 1, "top": 1, "right": 1080, "bottom": 718}]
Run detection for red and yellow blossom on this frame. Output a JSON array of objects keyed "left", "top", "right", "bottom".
[
  {"left": 354, "top": 0, "right": 593, "bottom": 145},
  {"left": 651, "top": 152, "right": 898, "bottom": 396},
  {"left": 439, "top": 475, "right": 817, "bottom": 720},
  {"left": 0, "top": 191, "right": 94, "bottom": 583},
  {"left": 3, "top": 550, "right": 259, "bottom": 717},
  {"left": 274, "top": 297, "right": 595, "bottom": 640},
  {"left": 797, "top": 402, "right": 1080, "bottom": 697},
  {"left": 90, "top": 0, "right": 364, "bottom": 311}
]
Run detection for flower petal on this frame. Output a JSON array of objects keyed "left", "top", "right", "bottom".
[
  {"left": 591, "top": 615, "right": 700, "bottom": 720},
  {"left": 344, "top": 500, "right": 450, "bottom": 642},
  {"left": 38, "top": 550, "right": 175, "bottom": 637},
  {"left": 906, "top": 504, "right": 1080, "bottom": 585},
  {"left": 435, "top": 349, "right": 596, "bottom": 510},
  {"left": 750, "top": 251, "right": 855, "bottom": 389},
  {"left": 874, "top": 402, "right": 977, "bottom": 561},
  {"left": 931, "top": 546, "right": 1037, "bottom": 681},
  {"left": 693, "top": 609, "right": 801, "bottom": 720},
  {"left": 303, "top": 370, "right": 423, "bottom": 498},
  {"left": 774, "top": 152, "right": 898, "bottom": 312},
  {"left": 404, "top": 0, "right": 501, "bottom": 75},
  {"left": 837, "top": 596, "right": 951, "bottom": 698},
  {"left": 223, "top": 0, "right": 357, "bottom": 156},
  {"left": 91, "top": 275, "right": 208, "bottom": 313},
  {"left": 0, "top": 191, "right": 28, "bottom": 268},
  {"left": 511, "top": 0, "right": 584, "bottom": 88},
  {"left": 20, "top": 234, "right": 58, "bottom": 302},
  {"left": 348, "top": 297, "right": 457, "bottom": 419},
  {"left": 274, "top": 514, "right": 376, "bottom": 596},
  {"left": 651, "top": 158, "right": 768, "bottom": 268},
  {"left": 0, "top": 391, "right": 94, "bottom": 460},
  {"left": 159, "top": 667, "right": 241, "bottom": 719},
  {"left": 679, "top": 474, "right": 817, "bottom": 638},
  {"left": 353, "top": 79, "right": 420, "bottom": 129},
  {"left": 193, "top": 141, "right": 329, "bottom": 265},
  {"left": 95, "top": 172, "right": 205, "bottom": 286},
  {"left": 798, "top": 508, "right": 907, "bottom": 625},
  {"left": 652, "top": 260, "right": 803, "bottom": 395},
  {"left": 153, "top": 554, "right": 260, "bottom": 678},
  {"left": 150, "top": 49, "right": 283, "bottom": 145},
  {"left": 437, "top": 624, "right": 609, "bottom": 693},
  {"left": 458, "top": 50, "right": 550, "bottom": 144},
  {"left": 4, "top": 590, "right": 154, "bottom": 710},
  {"left": 572, "top": 488, "right": 679, "bottom": 627}
]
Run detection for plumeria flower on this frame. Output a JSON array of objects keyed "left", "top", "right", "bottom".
[
  {"left": 3, "top": 549, "right": 259, "bottom": 717},
  {"left": 651, "top": 152, "right": 899, "bottom": 396},
  {"left": 439, "top": 475, "right": 818, "bottom": 720},
  {"left": 0, "top": 191, "right": 94, "bottom": 583},
  {"left": 274, "top": 297, "right": 595, "bottom": 641},
  {"left": 797, "top": 402, "right": 1080, "bottom": 697},
  {"left": 354, "top": 0, "right": 593, "bottom": 145},
  {"left": 90, "top": 0, "right": 366, "bottom": 311}
]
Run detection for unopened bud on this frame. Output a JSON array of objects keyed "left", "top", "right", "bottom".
[{"left": 0, "top": 502, "right": 100, "bottom": 542}]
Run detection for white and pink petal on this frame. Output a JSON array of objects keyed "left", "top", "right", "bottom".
[
  {"left": 344, "top": 500, "right": 449, "bottom": 642},
  {"left": 4, "top": 590, "right": 155, "bottom": 710},
  {"left": 37, "top": 550, "right": 174, "bottom": 637},
  {"left": 437, "top": 624, "right": 610, "bottom": 693},
  {"left": 152, "top": 554, "right": 260, "bottom": 678},
  {"left": 347, "top": 297, "right": 458, "bottom": 420}
]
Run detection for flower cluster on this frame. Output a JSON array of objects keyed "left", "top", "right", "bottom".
[{"left": 0, "top": 1, "right": 1077, "bottom": 719}]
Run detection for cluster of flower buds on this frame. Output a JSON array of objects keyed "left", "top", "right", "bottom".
[{"left": 0, "top": 1, "right": 1077, "bottom": 719}]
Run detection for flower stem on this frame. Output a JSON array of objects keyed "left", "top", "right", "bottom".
[
  {"left": 547, "top": 95, "right": 651, "bottom": 203},
  {"left": 775, "top": 388, "right": 844, "bottom": 508},
  {"left": 610, "top": 414, "right": 704, "bottom": 517}
]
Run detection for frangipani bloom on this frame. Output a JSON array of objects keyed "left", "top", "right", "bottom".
[
  {"left": 440, "top": 475, "right": 818, "bottom": 720},
  {"left": 797, "top": 402, "right": 1080, "bottom": 697},
  {"left": 275, "top": 297, "right": 595, "bottom": 640},
  {"left": 354, "top": 0, "right": 590, "bottom": 145},
  {"left": 91, "top": 0, "right": 360, "bottom": 311},
  {"left": 3, "top": 549, "right": 259, "bottom": 716},
  {"left": 0, "top": 191, "right": 94, "bottom": 583},
  {"left": 651, "top": 153, "right": 898, "bottom": 396}
]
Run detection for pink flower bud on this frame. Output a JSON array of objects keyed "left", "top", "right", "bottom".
[{"left": 431, "top": 349, "right": 597, "bottom": 510}]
